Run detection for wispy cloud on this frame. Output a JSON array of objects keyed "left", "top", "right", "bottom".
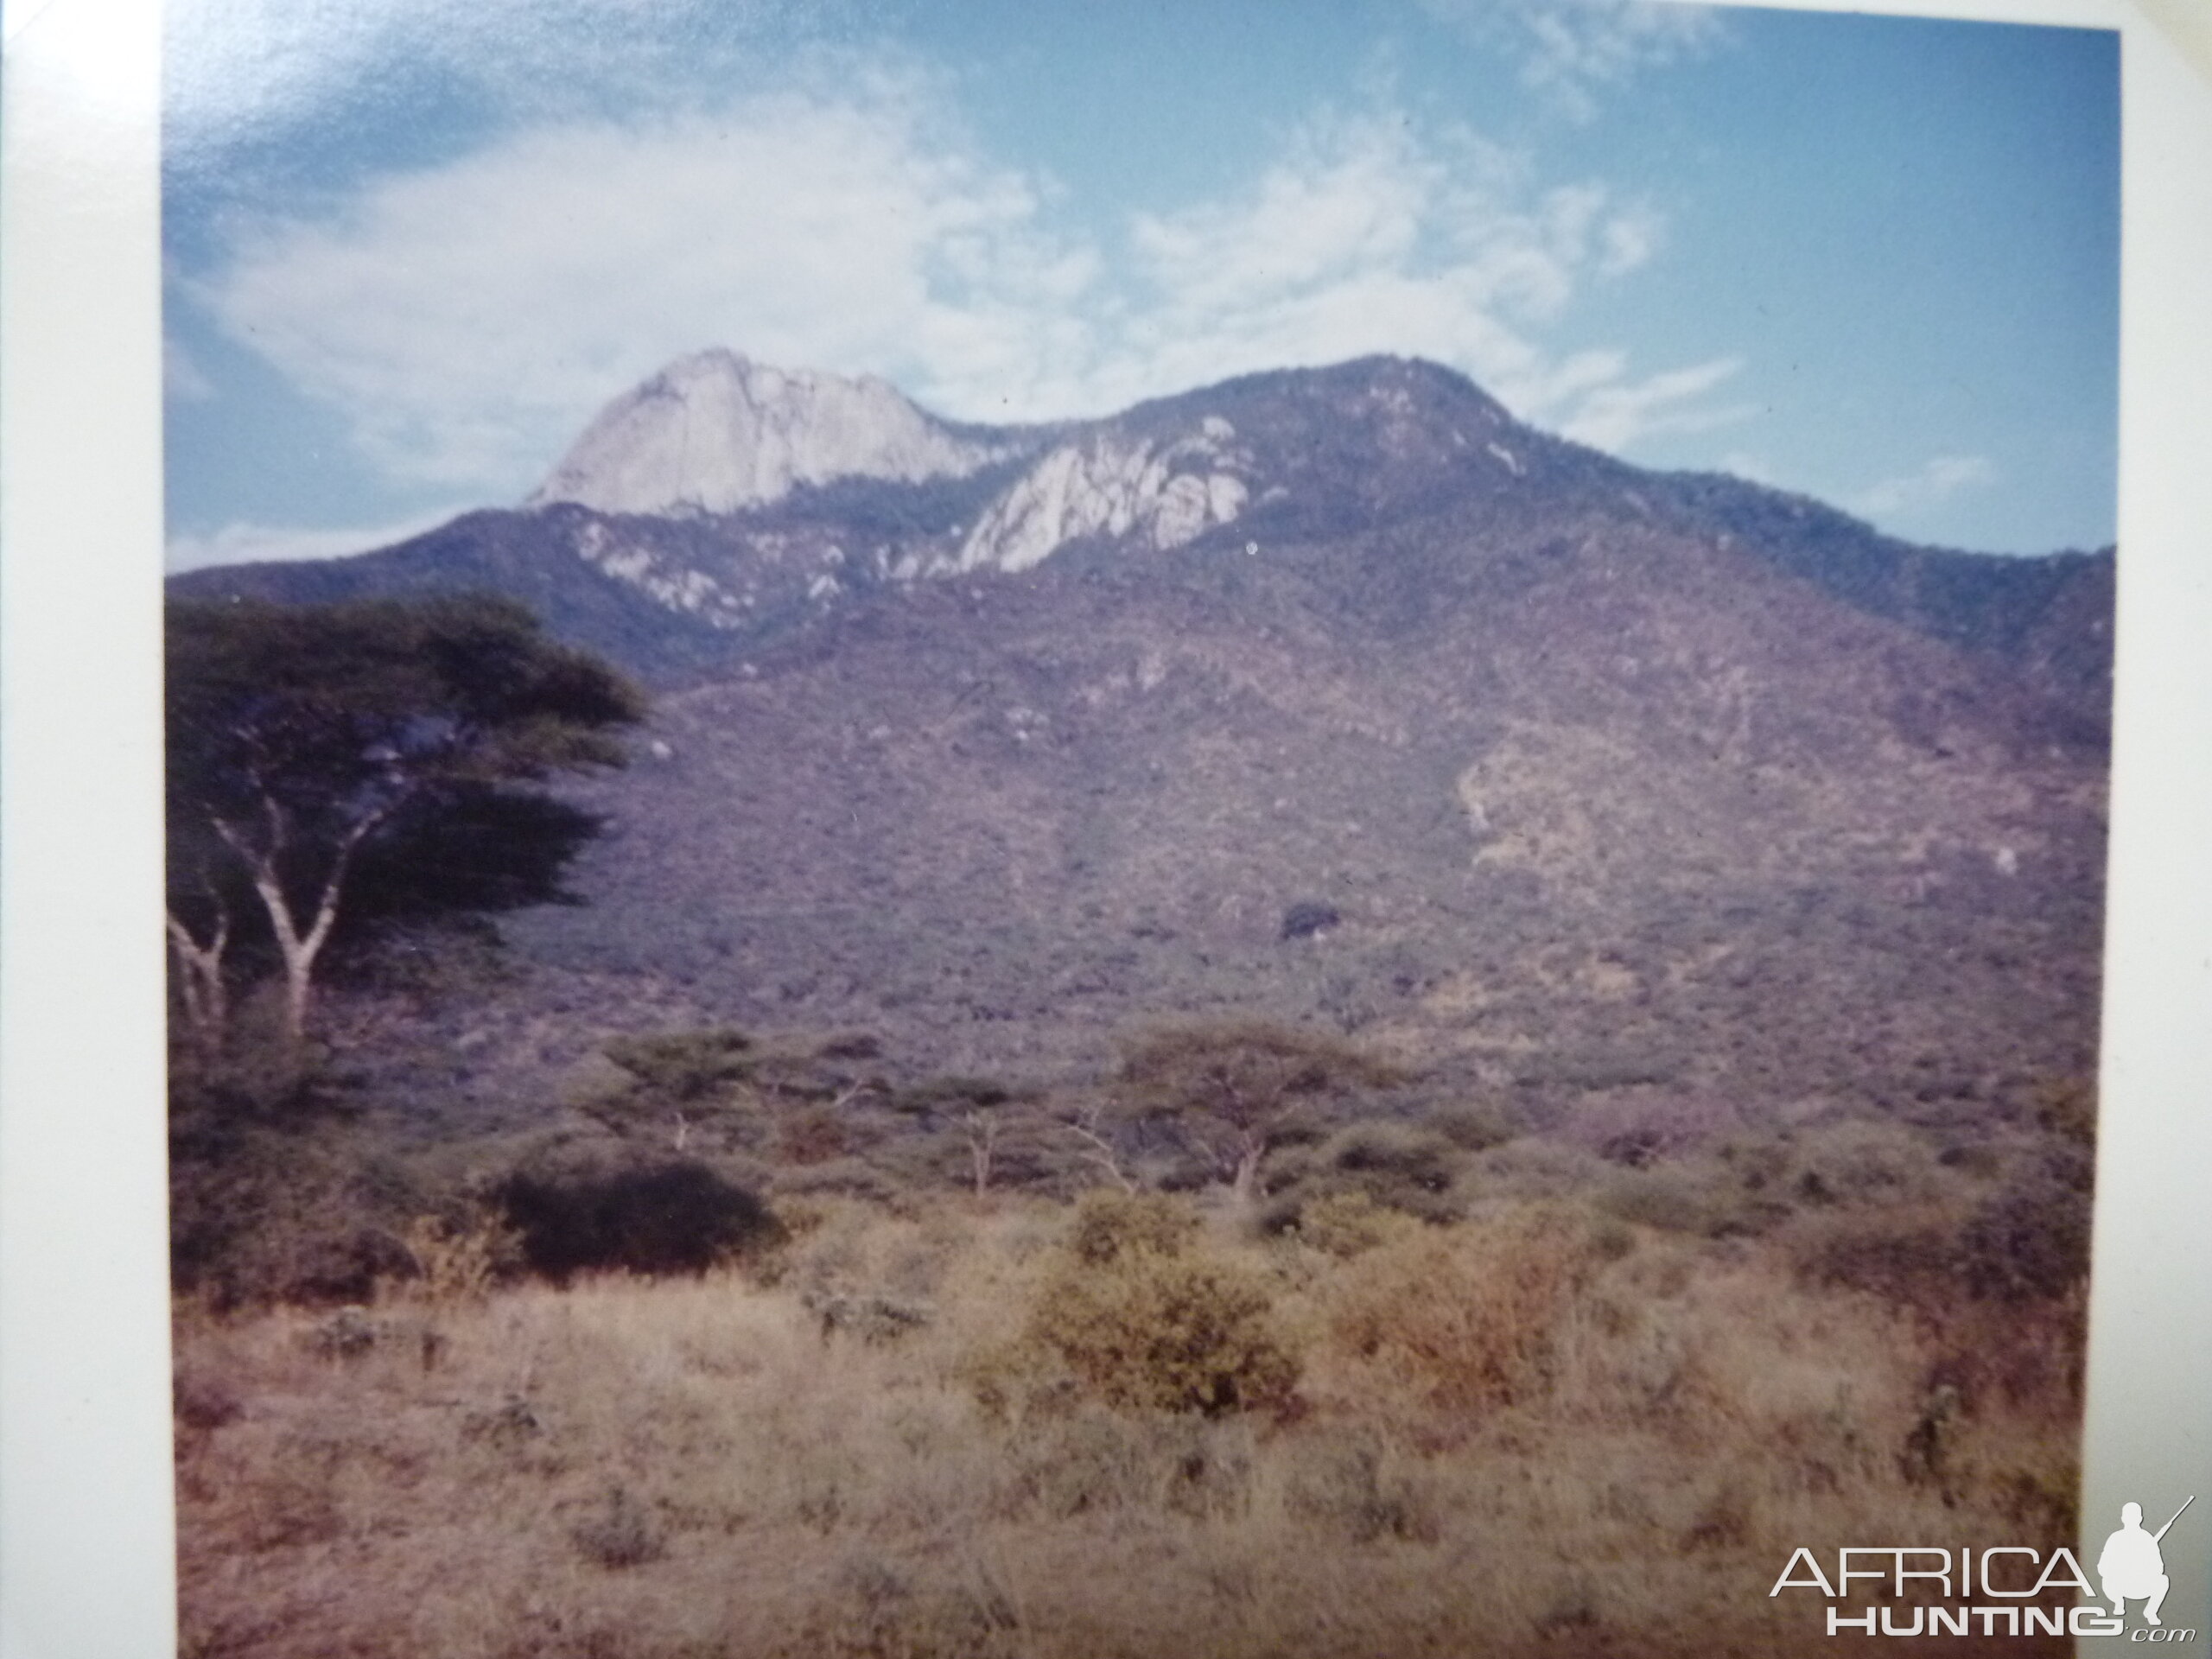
[
  {"left": 1102, "top": 109, "right": 1727, "bottom": 447},
  {"left": 180, "top": 76, "right": 1745, "bottom": 501},
  {"left": 1851, "top": 454, "right": 1998, "bottom": 518},
  {"left": 188, "top": 81, "right": 1090, "bottom": 489},
  {"left": 164, "top": 337, "right": 216, "bottom": 402},
  {"left": 1417, "top": 0, "right": 1726, "bottom": 122},
  {"left": 1557, "top": 357, "right": 1748, "bottom": 449}
]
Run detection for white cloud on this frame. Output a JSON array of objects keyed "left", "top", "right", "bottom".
[
  {"left": 1419, "top": 0, "right": 1726, "bottom": 122},
  {"left": 1556, "top": 356, "right": 1748, "bottom": 449},
  {"left": 191, "top": 86, "right": 1092, "bottom": 490},
  {"left": 1100, "top": 111, "right": 1721, "bottom": 449},
  {"left": 182, "top": 83, "right": 1745, "bottom": 500},
  {"left": 164, "top": 337, "right": 215, "bottom": 402},
  {"left": 165, "top": 509, "right": 468, "bottom": 573},
  {"left": 1852, "top": 454, "right": 1998, "bottom": 518}
]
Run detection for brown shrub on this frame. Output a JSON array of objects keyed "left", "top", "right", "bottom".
[
  {"left": 1287, "top": 1190, "right": 1422, "bottom": 1259},
  {"left": 1786, "top": 1201, "right": 1965, "bottom": 1313},
  {"left": 391, "top": 1212, "right": 520, "bottom": 1305},
  {"left": 778, "top": 1105, "right": 852, "bottom": 1164},
  {"left": 168, "top": 1194, "right": 2087, "bottom": 1659},
  {"left": 569, "top": 1484, "right": 665, "bottom": 1569},
  {"left": 1326, "top": 1204, "right": 1604, "bottom": 1410}
]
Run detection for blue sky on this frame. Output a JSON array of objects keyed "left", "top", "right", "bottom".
[{"left": 160, "top": 0, "right": 2118, "bottom": 569}]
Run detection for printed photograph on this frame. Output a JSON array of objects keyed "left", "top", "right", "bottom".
[{"left": 159, "top": 1, "right": 2121, "bottom": 1652}]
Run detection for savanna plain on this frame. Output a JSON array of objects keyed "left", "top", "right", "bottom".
[{"left": 174, "top": 1055, "right": 2089, "bottom": 1659}]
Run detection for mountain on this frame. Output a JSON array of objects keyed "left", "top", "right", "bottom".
[
  {"left": 170, "top": 353, "right": 2112, "bottom": 1128},
  {"left": 530, "top": 348, "right": 1038, "bottom": 517},
  {"left": 176, "top": 354, "right": 2111, "bottom": 720}
]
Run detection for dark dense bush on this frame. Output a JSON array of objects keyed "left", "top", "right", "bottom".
[
  {"left": 496, "top": 1160, "right": 785, "bottom": 1281},
  {"left": 1261, "top": 1119, "right": 1465, "bottom": 1231},
  {"left": 1280, "top": 901, "right": 1341, "bottom": 941},
  {"left": 169, "top": 1117, "right": 427, "bottom": 1308},
  {"left": 1958, "top": 1172, "right": 2091, "bottom": 1303},
  {"left": 892, "top": 1075, "right": 1017, "bottom": 1116}
]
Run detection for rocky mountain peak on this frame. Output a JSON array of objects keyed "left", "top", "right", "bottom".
[
  {"left": 950, "top": 410, "right": 1256, "bottom": 575},
  {"left": 942, "top": 357, "right": 1533, "bottom": 575},
  {"left": 529, "top": 348, "right": 1020, "bottom": 517}
]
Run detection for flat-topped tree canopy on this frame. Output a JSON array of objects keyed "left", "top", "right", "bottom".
[{"left": 165, "top": 594, "right": 647, "bottom": 1052}]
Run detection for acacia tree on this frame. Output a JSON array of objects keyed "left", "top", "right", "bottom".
[
  {"left": 166, "top": 595, "right": 645, "bottom": 1048},
  {"left": 1118, "top": 1021, "right": 1405, "bottom": 1205}
]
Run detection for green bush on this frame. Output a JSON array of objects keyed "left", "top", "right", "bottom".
[
  {"left": 1779, "top": 1119, "right": 1945, "bottom": 1208},
  {"left": 1066, "top": 1190, "right": 1201, "bottom": 1265},
  {"left": 602, "top": 1027, "right": 754, "bottom": 1100},
  {"left": 1024, "top": 1196, "right": 1298, "bottom": 1416},
  {"left": 1028, "top": 1252, "right": 1298, "bottom": 1416},
  {"left": 1425, "top": 1101, "right": 1521, "bottom": 1152}
]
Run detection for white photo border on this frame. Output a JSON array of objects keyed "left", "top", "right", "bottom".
[{"left": 0, "top": 1, "right": 2202, "bottom": 1652}]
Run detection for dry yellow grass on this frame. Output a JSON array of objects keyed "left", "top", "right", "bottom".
[{"left": 175, "top": 1194, "right": 2079, "bottom": 1659}]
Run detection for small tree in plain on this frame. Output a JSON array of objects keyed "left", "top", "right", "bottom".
[{"left": 1117, "top": 1020, "right": 1405, "bottom": 1206}]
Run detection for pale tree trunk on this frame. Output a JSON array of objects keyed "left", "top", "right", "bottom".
[
  {"left": 1230, "top": 1133, "right": 1266, "bottom": 1209},
  {"left": 963, "top": 1109, "right": 1000, "bottom": 1197},
  {"left": 215, "top": 800, "right": 383, "bottom": 1046},
  {"left": 165, "top": 906, "right": 231, "bottom": 1060},
  {"left": 1065, "top": 1107, "right": 1139, "bottom": 1194}
]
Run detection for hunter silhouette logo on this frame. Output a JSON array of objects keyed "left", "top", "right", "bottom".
[{"left": 2099, "top": 1497, "right": 2192, "bottom": 1630}]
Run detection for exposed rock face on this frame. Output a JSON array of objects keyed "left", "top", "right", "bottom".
[
  {"left": 950, "top": 416, "right": 1252, "bottom": 573},
  {"left": 531, "top": 349, "right": 1012, "bottom": 516}
]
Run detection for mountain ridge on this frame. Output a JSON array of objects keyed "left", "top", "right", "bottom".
[
  {"left": 175, "top": 352, "right": 2113, "bottom": 733},
  {"left": 167, "top": 349, "right": 2112, "bottom": 1135}
]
